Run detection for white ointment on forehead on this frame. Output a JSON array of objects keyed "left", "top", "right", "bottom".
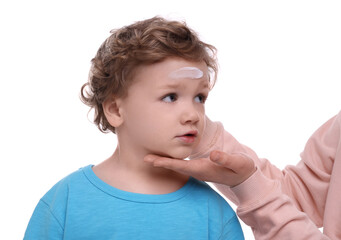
[{"left": 168, "top": 67, "right": 204, "bottom": 80}]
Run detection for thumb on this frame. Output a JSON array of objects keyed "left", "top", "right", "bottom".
[{"left": 209, "top": 150, "right": 255, "bottom": 173}]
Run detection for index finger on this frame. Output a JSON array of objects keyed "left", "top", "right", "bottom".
[{"left": 144, "top": 154, "right": 192, "bottom": 173}]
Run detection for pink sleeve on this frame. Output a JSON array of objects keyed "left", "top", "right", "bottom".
[
  {"left": 191, "top": 113, "right": 341, "bottom": 239},
  {"left": 230, "top": 169, "right": 329, "bottom": 239}
]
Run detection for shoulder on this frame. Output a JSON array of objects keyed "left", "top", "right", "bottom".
[
  {"left": 25, "top": 166, "right": 92, "bottom": 236},
  {"left": 40, "top": 165, "right": 92, "bottom": 213},
  {"left": 189, "top": 178, "right": 243, "bottom": 238},
  {"left": 189, "top": 178, "right": 236, "bottom": 215},
  {"left": 189, "top": 177, "right": 227, "bottom": 201}
]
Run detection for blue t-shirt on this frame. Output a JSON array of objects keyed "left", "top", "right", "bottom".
[{"left": 24, "top": 165, "right": 244, "bottom": 239}]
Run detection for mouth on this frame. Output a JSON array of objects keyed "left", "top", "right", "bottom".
[{"left": 176, "top": 130, "right": 198, "bottom": 144}]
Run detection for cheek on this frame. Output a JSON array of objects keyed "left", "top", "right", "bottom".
[
  {"left": 131, "top": 106, "right": 170, "bottom": 134},
  {"left": 121, "top": 103, "right": 149, "bottom": 134},
  {"left": 196, "top": 111, "right": 206, "bottom": 140},
  {"left": 198, "top": 109, "right": 205, "bottom": 127}
]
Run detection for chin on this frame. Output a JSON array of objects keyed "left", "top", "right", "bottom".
[
  {"left": 148, "top": 145, "right": 193, "bottom": 159},
  {"left": 159, "top": 150, "right": 192, "bottom": 160}
]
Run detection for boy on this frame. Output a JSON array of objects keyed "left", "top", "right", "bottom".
[{"left": 24, "top": 17, "right": 244, "bottom": 239}]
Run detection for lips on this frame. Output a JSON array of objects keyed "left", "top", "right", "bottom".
[{"left": 176, "top": 130, "right": 198, "bottom": 144}]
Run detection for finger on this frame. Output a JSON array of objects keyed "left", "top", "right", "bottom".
[
  {"left": 144, "top": 155, "right": 160, "bottom": 163},
  {"left": 144, "top": 155, "right": 192, "bottom": 174},
  {"left": 210, "top": 150, "right": 254, "bottom": 173}
]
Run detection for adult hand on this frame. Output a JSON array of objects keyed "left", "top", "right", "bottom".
[{"left": 144, "top": 150, "right": 256, "bottom": 187}]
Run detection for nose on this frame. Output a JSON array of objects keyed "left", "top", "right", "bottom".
[{"left": 180, "top": 102, "right": 200, "bottom": 125}]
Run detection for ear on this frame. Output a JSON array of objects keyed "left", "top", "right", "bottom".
[{"left": 102, "top": 96, "right": 124, "bottom": 128}]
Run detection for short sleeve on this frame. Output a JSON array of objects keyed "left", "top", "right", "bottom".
[
  {"left": 23, "top": 199, "right": 64, "bottom": 240},
  {"left": 219, "top": 214, "right": 245, "bottom": 240}
]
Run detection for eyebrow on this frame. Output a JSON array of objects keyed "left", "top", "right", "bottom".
[
  {"left": 158, "top": 83, "right": 181, "bottom": 89},
  {"left": 201, "top": 82, "right": 210, "bottom": 89},
  {"left": 159, "top": 82, "right": 210, "bottom": 90}
]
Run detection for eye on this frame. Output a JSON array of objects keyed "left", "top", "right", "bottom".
[
  {"left": 162, "top": 93, "right": 178, "bottom": 103},
  {"left": 194, "top": 94, "right": 207, "bottom": 103}
]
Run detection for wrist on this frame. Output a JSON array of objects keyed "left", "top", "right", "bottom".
[
  {"left": 231, "top": 168, "right": 277, "bottom": 207},
  {"left": 232, "top": 166, "right": 257, "bottom": 188}
]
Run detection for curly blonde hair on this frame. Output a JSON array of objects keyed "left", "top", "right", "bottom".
[{"left": 81, "top": 16, "right": 218, "bottom": 133}]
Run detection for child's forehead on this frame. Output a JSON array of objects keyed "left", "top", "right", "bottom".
[
  {"left": 130, "top": 58, "right": 209, "bottom": 88},
  {"left": 168, "top": 67, "right": 204, "bottom": 80},
  {"left": 143, "top": 58, "right": 208, "bottom": 78}
]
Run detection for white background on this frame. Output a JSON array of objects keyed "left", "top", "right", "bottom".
[{"left": 1, "top": 0, "right": 340, "bottom": 239}]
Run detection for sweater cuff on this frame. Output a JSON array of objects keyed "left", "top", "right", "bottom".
[{"left": 231, "top": 167, "right": 277, "bottom": 207}]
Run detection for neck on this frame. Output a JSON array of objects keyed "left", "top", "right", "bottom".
[{"left": 93, "top": 145, "right": 189, "bottom": 194}]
